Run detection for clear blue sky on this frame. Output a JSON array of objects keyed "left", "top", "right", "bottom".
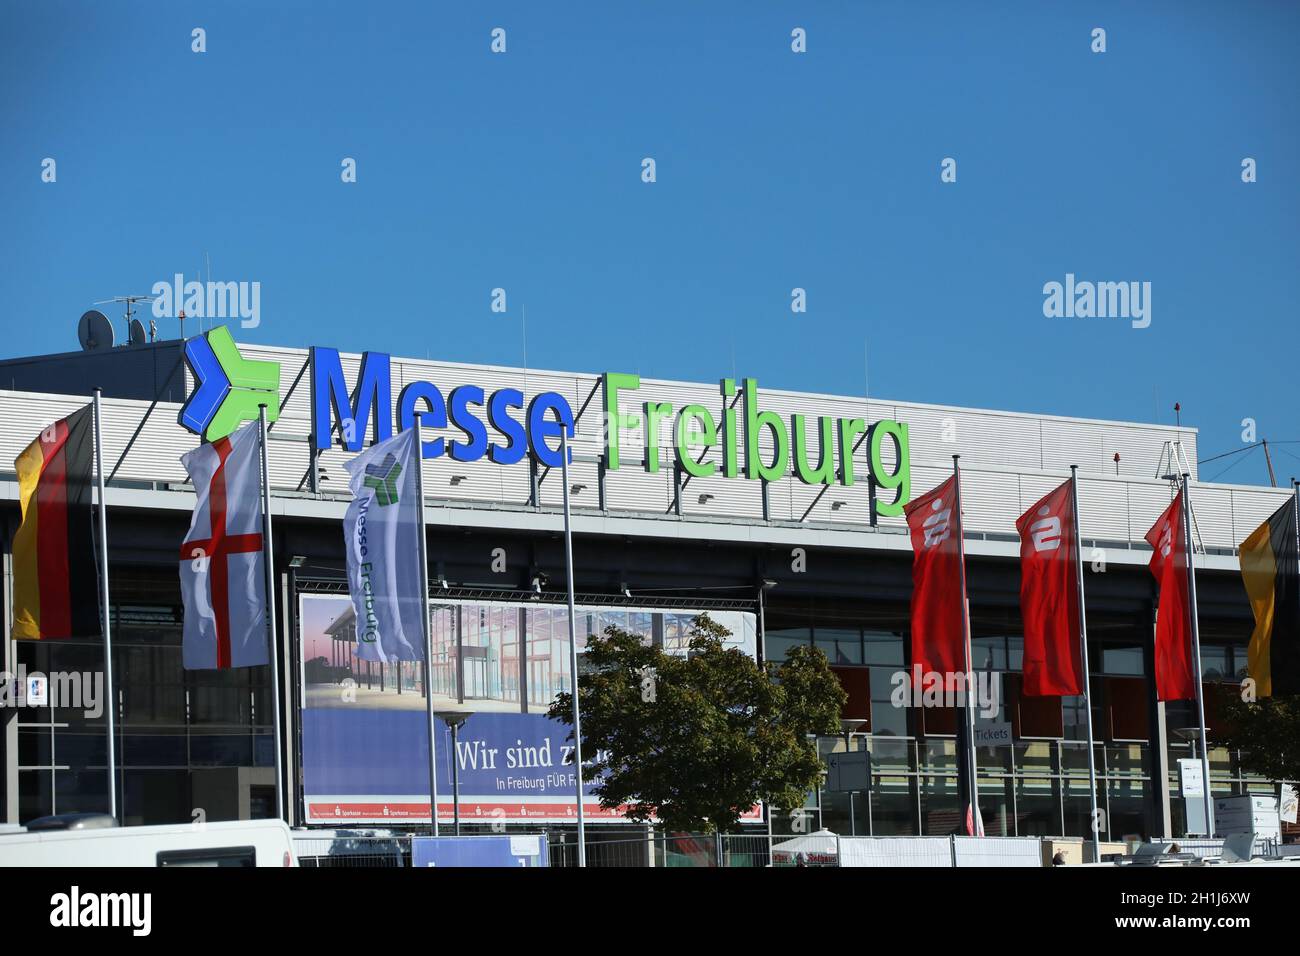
[{"left": 2, "top": 1, "right": 1296, "bottom": 485}]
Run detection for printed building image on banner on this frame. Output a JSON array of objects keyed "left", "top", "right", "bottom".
[{"left": 299, "top": 593, "right": 758, "bottom": 824}]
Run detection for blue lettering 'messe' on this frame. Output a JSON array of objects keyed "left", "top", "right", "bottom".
[
  {"left": 447, "top": 385, "right": 489, "bottom": 463},
  {"left": 397, "top": 380, "right": 448, "bottom": 459},
  {"left": 487, "top": 388, "right": 526, "bottom": 465},
  {"left": 527, "top": 392, "right": 574, "bottom": 467},
  {"left": 311, "top": 347, "right": 392, "bottom": 451}
]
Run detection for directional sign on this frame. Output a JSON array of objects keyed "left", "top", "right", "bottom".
[{"left": 179, "top": 326, "right": 281, "bottom": 441}]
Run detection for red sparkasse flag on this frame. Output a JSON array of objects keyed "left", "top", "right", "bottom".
[
  {"left": 1145, "top": 492, "right": 1197, "bottom": 701},
  {"left": 905, "top": 475, "right": 966, "bottom": 680},
  {"left": 1015, "top": 480, "right": 1084, "bottom": 696},
  {"left": 178, "top": 421, "right": 270, "bottom": 670}
]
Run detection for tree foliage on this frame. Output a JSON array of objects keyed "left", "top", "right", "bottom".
[
  {"left": 548, "top": 613, "right": 845, "bottom": 832},
  {"left": 1218, "top": 694, "right": 1300, "bottom": 783}
]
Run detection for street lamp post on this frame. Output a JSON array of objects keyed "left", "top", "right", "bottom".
[{"left": 435, "top": 711, "right": 471, "bottom": 835}]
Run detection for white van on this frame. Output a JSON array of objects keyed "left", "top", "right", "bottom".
[{"left": 0, "top": 813, "right": 297, "bottom": 867}]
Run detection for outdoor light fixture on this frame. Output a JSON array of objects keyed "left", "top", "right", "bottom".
[
  {"left": 449, "top": 474, "right": 468, "bottom": 486},
  {"left": 831, "top": 500, "right": 846, "bottom": 511},
  {"left": 698, "top": 493, "right": 714, "bottom": 504},
  {"left": 434, "top": 711, "right": 473, "bottom": 836},
  {"left": 571, "top": 483, "right": 586, "bottom": 494},
  {"left": 288, "top": 555, "right": 306, "bottom": 568}
]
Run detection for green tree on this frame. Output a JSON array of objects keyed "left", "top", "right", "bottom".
[
  {"left": 1218, "top": 694, "right": 1300, "bottom": 783},
  {"left": 547, "top": 613, "right": 845, "bottom": 832}
]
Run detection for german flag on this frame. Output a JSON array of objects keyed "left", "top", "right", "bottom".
[
  {"left": 12, "top": 406, "right": 100, "bottom": 640},
  {"left": 1240, "top": 496, "right": 1300, "bottom": 697}
]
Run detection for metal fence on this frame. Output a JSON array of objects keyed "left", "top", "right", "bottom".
[
  {"left": 292, "top": 829, "right": 1276, "bottom": 868},
  {"left": 546, "top": 832, "right": 772, "bottom": 868},
  {"left": 293, "top": 832, "right": 411, "bottom": 868}
]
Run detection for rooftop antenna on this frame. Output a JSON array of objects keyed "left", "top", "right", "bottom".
[
  {"left": 94, "top": 295, "right": 156, "bottom": 345},
  {"left": 864, "top": 337, "right": 871, "bottom": 406},
  {"left": 1157, "top": 403, "right": 1204, "bottom": 554}
]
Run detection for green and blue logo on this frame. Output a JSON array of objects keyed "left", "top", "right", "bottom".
[
  {"left": 179, "top": 326, "right": 282, "bottom": 441},
  {"left": 362, "top": 454, "right": 402, "bottom": 506}
]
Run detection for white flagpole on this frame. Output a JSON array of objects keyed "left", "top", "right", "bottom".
[
  {"left": 414, "top": 415, "right": 440, "bottom": 837},
  {"left": 1070, "top": 466, "right": 1101, "bottom": 862},
  {"left": 560, "top": 428, "right": 587, "bottom": 866},
  {"left": 1180, "top": 473, "right": 1214, "bottom": 837},
  {"left": 257, "top": 405, "right": 285, "bottom": 822},
  {"left": 92, "top": 389, "right": 118, "bottom": 821},
  {"left": 951, "top": 455, "right": 980, "bottom": 835}
]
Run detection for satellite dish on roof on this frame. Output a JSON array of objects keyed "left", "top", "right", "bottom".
[
  {"left": 128, "top": 318, "right": 147, "bottom": 346},
  {"left": 78, "top": 310, "right": 115, "bottom": 351}
]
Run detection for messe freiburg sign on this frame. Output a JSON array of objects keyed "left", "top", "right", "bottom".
[{"left": 181, "top": 335, "right": 912, "bottom": 518}]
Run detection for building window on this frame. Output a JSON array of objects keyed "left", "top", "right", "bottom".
[
  {"left": 813, "top": 628, "right": 861, "bottom": 666},
  {"left": 763, "top": 627, "right": 810, "bottom": 664}
]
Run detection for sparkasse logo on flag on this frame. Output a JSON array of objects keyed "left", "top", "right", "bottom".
[{"left": 343, "top": 427, "right": 425, "bottom": 663}]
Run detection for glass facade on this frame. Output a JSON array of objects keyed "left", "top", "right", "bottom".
[
  {"left": 765, "top": 603, "right": 1271, "bottom": 841},
  {"left": 12, "top": 566, "right": 273, "bottom": 826}
]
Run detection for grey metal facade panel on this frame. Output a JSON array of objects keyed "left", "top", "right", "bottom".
[
  {"left": 1074, "top": 476, "right": 1133, "bottom": 541},
  {"left": 904, "top": 406, "right": 1044, "bottom": 473},
  {"left": 959, "top": 469, "right": 1023, "bottom": 532},
  {"left": 1125, "top": 482, "right": 1177, "bottom": 544},
  {"left": 1190, "top": 485, "right": 1237, "bottom": 550},
  {"left": 1017, "top": 474, "right": 1065, "bottom": 514},
  {"left": 1038, "top": 421, "right": 1105, "bottom": 476},
  {"left": 604, "top": 465, "right": 673, "bottom": 514},
  {"left": 1229, "top": 487, "right": 1293, "bottom": 543}
]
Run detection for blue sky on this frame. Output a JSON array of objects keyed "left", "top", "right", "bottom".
[{"left": 2, "top": 1, "right": 1297, "bottom": 485}]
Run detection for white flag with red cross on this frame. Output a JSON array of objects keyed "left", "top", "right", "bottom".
[{"left": 178, "top": 421, "right": 270, "bottom": 670}]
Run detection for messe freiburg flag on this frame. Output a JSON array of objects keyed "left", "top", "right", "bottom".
[
  {"left": 179, "top": 421, "right": 270, "bottom": 670},
  {"left": 12, "top": 406, "right": 99, "bottom": 639},
  {"left": 343, "top": 426, "right": 425, "bottom": 663},
  {"left": 1239, "top": 497, "right": 1300, "bottom": 698},
  {"left": 1145, "top": 493, "right": 1197, "bottom": 701},
  {"left": 1015, "top": 480, "right": 1084, "bottom": 696},
  {"left": 904, "top": 475, "right": 966, "bottom": 680}
]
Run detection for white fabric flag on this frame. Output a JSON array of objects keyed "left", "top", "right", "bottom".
[
  {"left": 179, "top": 421, "right": 270, "bottom": 670},
  {"left": 343, "top": 427, "right": 425, "bottom": 662}
]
